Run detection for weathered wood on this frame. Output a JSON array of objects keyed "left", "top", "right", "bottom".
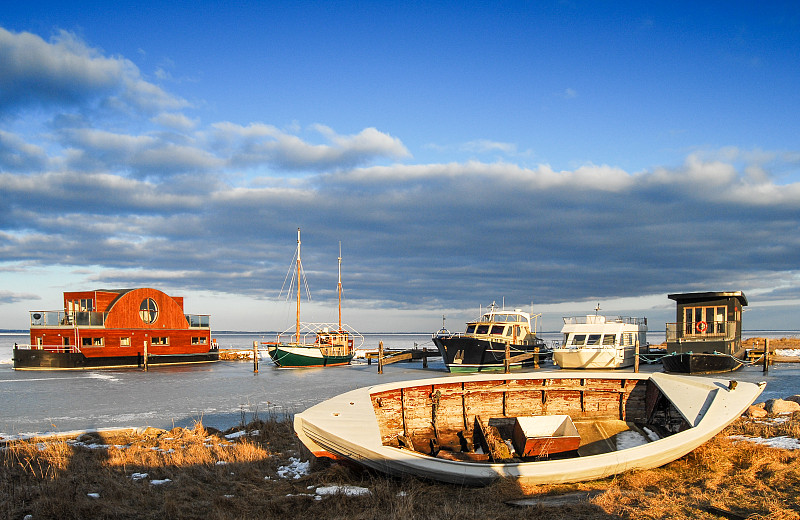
[{"left": 475, "top": 415, "right": 515, "bottom": 462}]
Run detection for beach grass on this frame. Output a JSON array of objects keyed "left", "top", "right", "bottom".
[{"left": 2, "top": 408, "right": 800, "bottom": 519}]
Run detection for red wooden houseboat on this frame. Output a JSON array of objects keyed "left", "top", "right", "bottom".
[{"left": 13, "top": 288, "right": 219, "bottom": 370}]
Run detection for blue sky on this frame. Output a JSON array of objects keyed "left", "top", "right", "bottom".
[{"left": 1, "top": 2, "right": 800, "bottom": 332}]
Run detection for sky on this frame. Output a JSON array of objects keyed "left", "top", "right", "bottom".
[{"left": 1, "top": 1, "right": 800, "bottom": 333}]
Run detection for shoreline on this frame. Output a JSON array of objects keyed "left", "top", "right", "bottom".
[{"left": 3, "top": 399, "right": 800, "bottom": 519}]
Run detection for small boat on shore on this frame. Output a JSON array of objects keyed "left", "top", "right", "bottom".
[
  {"left": 294, "top": 372, "right": 764, "bottom": 486},
  {"left": 14, "top": 288, "right": 218, "bottom": 370},
  {"left": 553, "top": 312, "right": 647, "bottom": 369},
  {"left": 263, "top": 229, "right": 362, "bottom": 368},
  {"left": 432, "top": 303, "right": 551, "bottom": 372}
]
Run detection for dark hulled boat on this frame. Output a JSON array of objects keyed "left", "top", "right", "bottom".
[
  {"left": 432, "top": 303, "right": 551, "bottom": 372},
  {"left": 662, "top": 291, "right": 748, "bottom": 374}
]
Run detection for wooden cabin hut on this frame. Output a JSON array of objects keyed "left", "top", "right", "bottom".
[{"left": 663, "top": 291, "right": 747, "bottom": 373}]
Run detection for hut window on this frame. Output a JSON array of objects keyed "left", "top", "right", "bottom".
[
  {"left": 152, "top": 337, "right": 169, "bottom": 345},
  {"left": 139, "top": 298, "right": 158, "bottom": 324},
  {"left": 684, "top": 305, "right": 727, "bottom": 335},
  {"left": 192, "top": 337, "right": 208, "bottom": 345},
  {"left": 120, "top": 337, "right": 131, "bottom": 347}
]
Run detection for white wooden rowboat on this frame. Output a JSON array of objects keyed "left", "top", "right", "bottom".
[{"left": 294, "top": 372, "right": 764, "bottom": 485}]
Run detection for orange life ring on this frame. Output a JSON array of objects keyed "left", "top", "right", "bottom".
[{"left": 696, "top": 321, "right": 708, "bottom": 333}]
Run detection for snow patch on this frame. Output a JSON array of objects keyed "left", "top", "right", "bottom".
[
  {"left": 276, "top": 457, "right": 310, "bottom": 479},
  {"left": 316, "top": 485, "right": 371, "bottom": 497},
  {"left": 729, "top": 435, "right": 800, "bottom": 450}
]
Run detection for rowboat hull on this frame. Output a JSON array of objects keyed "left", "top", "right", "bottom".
[
  {"left": 294, "top": 372, "right": 764, "bottom": 485},
  {"left": 267, "top": 344, "right": 353, "bottom": 368}
]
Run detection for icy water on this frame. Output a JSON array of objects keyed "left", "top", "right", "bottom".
[{"left": 1, "top": 331, "right": 799, "bottom": 438}]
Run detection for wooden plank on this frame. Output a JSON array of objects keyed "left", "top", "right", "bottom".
[
  {"left": 475, "top": 415, "right": 514, "bottom": 462},
  {"left": 380, "top": 352, "right": 413, "bottom": 365}
]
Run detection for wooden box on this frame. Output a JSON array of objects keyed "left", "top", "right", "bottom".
[{"left": 512, "top": 415, "right": 581, "bottom": 457}]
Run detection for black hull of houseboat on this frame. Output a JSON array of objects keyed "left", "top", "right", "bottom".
[
  {"left": 432, "top": 336, "right": 551, "bottom": 373},
  {"left": 12, "top": 348, "right": 219, "bottom": 370},
  {"left": 661, "top": 352, "right": 745, "bottom": 374}
]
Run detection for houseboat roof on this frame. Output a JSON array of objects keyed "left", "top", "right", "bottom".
[{"left": 667, "top": 291, "right": 748, "bottom": 306}]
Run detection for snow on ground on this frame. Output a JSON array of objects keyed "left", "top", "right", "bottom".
[
  {"left": 775, "top": 349, "right": 800, "bottom": 357},
  {"left": 276, "top": 457, "right": 310, "bottom": 479},
  {"left": 729, "top": 435, "right": 800, "bottom": 450}
]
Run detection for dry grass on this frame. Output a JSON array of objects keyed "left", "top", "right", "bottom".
[{"left": 3, "top": 412, "right": 800, "bottom": 519}]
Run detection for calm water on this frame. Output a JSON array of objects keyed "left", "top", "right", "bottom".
[{"left": 2, "top": 331, "right": 799, "bottom": 438}]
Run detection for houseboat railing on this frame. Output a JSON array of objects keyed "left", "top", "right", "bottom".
[
  {"left": 185, "top": 314, "right": 210, "bottom": 328},
  {"left": 30, "top": 311, "right": 107, "bottom": 327},
  {"left": 563, "top": 316, "right": 647, "bottom": 325},
  {"left": 14, "top": 343, "right": 82, "bottom": 353},
  {"left": 30, "top": 311, "right": 211, "bottom": 328},
  {"left": 665, "top": 321, "right": 737, "bottom": 342}
]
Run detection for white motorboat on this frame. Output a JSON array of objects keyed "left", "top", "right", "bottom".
[{"left": 553, "top": 314, "right": 647, "bottom": 369}]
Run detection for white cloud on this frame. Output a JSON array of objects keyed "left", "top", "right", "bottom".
[{"left": 0, "top": 27, "right": 187, "bottom": 113}]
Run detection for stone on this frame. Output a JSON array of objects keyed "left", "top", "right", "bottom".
[
  {"left": 784, "top": 395, "right": 800, "bottom": 405},
  {"left": 764, "top": 399, "right": 800, "bottom": 414},
  {"left": 744, "top": 405, "right": 768, "bottom": 418}
]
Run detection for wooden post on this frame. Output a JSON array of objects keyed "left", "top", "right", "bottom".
[
  {"left": 378, "top": 341, "right": 384, "bottom": 374},
  {"left": 634, "top": 338, "right": 640, "bottom": 373},
  {"left": 504, "top": 343, "right": 510, "bottom": 373},
  {"left": 422, "top": 348, "right": 428, "bottom": 369},
  {"left": 533, "top": 346, "right": 540, "bottom": 369},
  {"left": 253, "top": 341, "right": 259, "bottom": 373},
  {"left": 143, "top": 340, "right": 149, "bottom": 371},
  {"left": 763, "top": 338, "right": 769, "bottom": 374}
]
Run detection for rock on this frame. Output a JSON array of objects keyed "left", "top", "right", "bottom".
[
  {"left": 744, "top": 405, "right": 768, "bottom": 418},
  {"left": 764, "top": 399, "right": 800, "bottom": 414},
  {"left": 784, "top": 395, "right": 800, "bottom": 405}
]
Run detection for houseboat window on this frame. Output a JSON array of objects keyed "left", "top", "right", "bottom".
[
  {"left": 514, "top": 325, "right": 523, "bottom": 337},
  {"left": 82, "top": 337, "right": 103, "bottom": 346},
  {"left": 152, "top": 337, "right": 169, "bottom": 345},
  {"left": 476, "top": 324, "right": 490, "bottom": 334},
  {"left": 602, "top": 334, "right": 616, "bottom": 345},
  {"left": 93, "top": 337, "right": 103, "bottom": 346},
  {"left": 192, "top": 337, "right": 208, "bottom": 345},
  {"left": 140, "top": 298, "right": 158, "bottom": 324},
  {"left": 490, "top": 325, "right": 506, "bottom": 335},
  {"left": 82, "top": 338, "right": 92, "bottom": 346},
  {"left": 622, "top": 333, "right": 633, "bottom": 346},
  {"left": 72, "top": 299, "right": 93, "bottom": 312},
  {"left": 63, "top": 337, "right": 70, "bottom": 346},
  {"left": 571, "top": 334, "right": 586, "bottom": 346},
  {"left": 684, "top": 305, "right": 727, "bottom": 335},
  {"left": 587, "top": 334, "right": 602, "bottom": 345},
  {"left": 120, "top": 337, "right": 131, "bottom": 347},
  {"left": 465, "top": 325, "right": 476, "bottom": 334}
]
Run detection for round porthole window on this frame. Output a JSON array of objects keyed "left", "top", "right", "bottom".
[{"left": 139, "top": 298, "right": 158, "bottom": 324}]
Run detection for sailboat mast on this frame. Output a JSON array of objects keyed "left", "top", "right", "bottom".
[
  {"left": 296, "top": 228, "right": 301, "bottom": 342},
  {"left": 338, "top": 242, "right": 342, "bottom": 331}
]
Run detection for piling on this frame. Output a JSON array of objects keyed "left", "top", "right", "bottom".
[
  {"left": 763, "top": 338, "right": 770, "bottom": 374},
  {"left": 504, "top": 343, "right": 511, "bottom": 373},
  {"left": 253, "top": 341, "right": 258, "bottom": 373},
  {"left": 143, "top": 340, "right": 149, "bottom": 371},
  {"left": 634, "top": 339, "right": 640, "bottom": 373},
  {"left": 378, "top": 341, "right": 384, "bottom": 374}
]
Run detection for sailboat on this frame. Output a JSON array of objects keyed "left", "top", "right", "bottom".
[{"left": 264, "top": 229, "right": 362, "bottom": 368}]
